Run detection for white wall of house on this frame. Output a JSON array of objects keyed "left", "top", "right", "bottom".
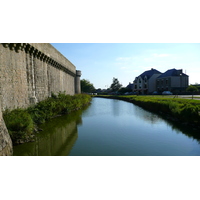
[{"left": 137, "top": 76, "right": 143, "bottom": 90}]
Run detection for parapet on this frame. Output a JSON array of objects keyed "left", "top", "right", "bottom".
[{"left": 1, "top": 43, "right": 76, "bottom": 77}]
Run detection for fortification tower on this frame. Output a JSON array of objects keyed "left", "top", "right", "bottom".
[{"left": 75, "top": 70, "right": 82, "bottom": 94}]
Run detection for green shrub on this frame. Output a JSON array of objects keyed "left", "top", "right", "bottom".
[
  {"left": 180, "top": 104, "right": 200, "bottom": 122},
  {"left": 27, "top": 93, "right": 92, "bottom": 124},
  {"left": 168, "top": 101, "right": 181, "bottom": 117},
  {"left": 3, "top": 93, "right": 92, "bottom": 144},
  {"left": 3, "top": 108, "right": 34, "bottom": 143}
]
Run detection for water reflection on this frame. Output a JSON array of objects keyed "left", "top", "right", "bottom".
[
  {"left": 112, "top": 100, "right": 121, "bottom": 116},
  {"left": 168, "top": 121, "right": 200, "bottom": 143},
  {"left": 13, "top": 98, "right": 200, "bottom": 156},
  {"left": 133, "top": 100, "right": 200, "bottom": 143},
  {"left": 133, "top": 106, "right": 161, "bottom": 124},
  {"left": 95, "top": 97, "right": 200, "bottom": 144},
  {"left": 13, "top": 107, "right": 88, "bottom": 156}
]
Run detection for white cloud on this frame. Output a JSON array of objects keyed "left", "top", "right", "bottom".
[{"left": 152, "top": 53, "right": 170, "bottom": 57}]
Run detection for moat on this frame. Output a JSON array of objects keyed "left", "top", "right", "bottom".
[{"left": 13, "top": 97, "right": 200, "bottom": 156}]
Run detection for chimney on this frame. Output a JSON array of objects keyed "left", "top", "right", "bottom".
[{"left": 177, "top": 69, "right": 183, "bottom": 75}]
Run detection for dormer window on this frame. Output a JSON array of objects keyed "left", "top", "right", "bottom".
[{"left": 134, "top": 77, "right": 137, "bottom": 82}]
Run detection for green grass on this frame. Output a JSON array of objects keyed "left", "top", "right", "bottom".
[
  {"left": 96, "top": 95, "right": 200, "bottom": 126},
  {"left": 3, "top": 93, "right": 92, "bottom": 144}
]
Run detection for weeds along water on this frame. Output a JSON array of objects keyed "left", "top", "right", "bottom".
[
  {"left": 96, "top": 95, "right": 200, "bottom": 131},
  {"left": 3, "top": 93, "right": 92, "bottom": 145}
]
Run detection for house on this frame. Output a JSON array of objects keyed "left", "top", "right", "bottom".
[
  {"left": 134, "top": 68, "right": 162, "bottom": 94},
  {"left": 156, "top": 69, "right": 189, "bottom": 93},
  {"left": 126, "top": 82, "right": 134, "bottom": 91}
]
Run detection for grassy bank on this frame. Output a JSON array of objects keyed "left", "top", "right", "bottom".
[
  {"left": 3, "top": 93, "right": 91, "bottom": 144},
  {"left": 96, "top": 95, "right": 200, "bottom": 130}
]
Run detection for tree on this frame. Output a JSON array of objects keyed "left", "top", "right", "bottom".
[
  {"left": 81, "top": 79, "right": 95, "bottom": 93},
  {"left": 110, "top": 77, "right": 122, "bottom": 92},
  {"left": 194, "top": 83, "right": 200, "bottom": 91},
  {"left": 186, "top": 85, "right": 198, "bottom": 99},
  {"left": 118, "top": 87, "right": 132, "bottom": 94}
]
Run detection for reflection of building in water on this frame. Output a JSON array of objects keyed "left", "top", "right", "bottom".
[
  {"left": 13, "top": 109, "right": 84, "bottom": 156},
  {"left": 35, "top": 121, "right": 78, "bottom": 156}
]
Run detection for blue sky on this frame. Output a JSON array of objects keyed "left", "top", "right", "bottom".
[
  {"left": 2, "top": 1, "right": 200, "bottom": 198},
  {"left": 51, "top": 43, "right": 200, "bottom": 89}
]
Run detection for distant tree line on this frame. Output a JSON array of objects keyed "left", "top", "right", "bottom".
[
  {"left": 186, "top": 84, "right": 199, "bottom": 99},
  {"left": 80, "top": 77, "right": 133, "bottom": 94},
  {"left": 81, "top": 78, "right": 200, "bottom": 96}
]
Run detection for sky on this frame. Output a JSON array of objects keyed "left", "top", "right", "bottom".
[
  {"left": 2, "top": 1, "right": 200, "bottom": 199},
  {"left": 51, "top": 43, "right": 200, "bottom": 89}
]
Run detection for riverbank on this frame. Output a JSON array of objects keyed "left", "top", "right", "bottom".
[
  {"left": 95, "top": 95, "right": 200, "bottom": 131},
  {"left": 3, "top": 93, "right": 92, "bottom": 145}
]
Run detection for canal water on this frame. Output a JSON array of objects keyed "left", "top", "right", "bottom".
[{"left": 13, "top": 97, "right": 200, "bottom": 156}]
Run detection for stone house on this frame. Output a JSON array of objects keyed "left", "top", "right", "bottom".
[
  {"left": 156, "top": 69, "right": 189, "bottom": 93},
  {"left": 133, "top": 68, "right": 162, "bottom": 94}
]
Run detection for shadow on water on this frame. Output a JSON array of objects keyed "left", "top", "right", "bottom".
[
  {"left": 124, "top": 100, "right": 200, "bottom": 144},
  {"left": 13, "top": 105, "right": 91, "bottom": 156},
  {"left": 164, "top": 120, "right": 200, "bottom": 144}
]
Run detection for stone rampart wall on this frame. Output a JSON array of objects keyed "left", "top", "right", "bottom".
[
  {"left": 0, "top": 43, "right": 81, "bottom": 155},
  {"left": 0, "top": 43, "right": 78, "bottom": 110},
  {"left": 0, "top": 100, "right": 12, "bottom": 156}
]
